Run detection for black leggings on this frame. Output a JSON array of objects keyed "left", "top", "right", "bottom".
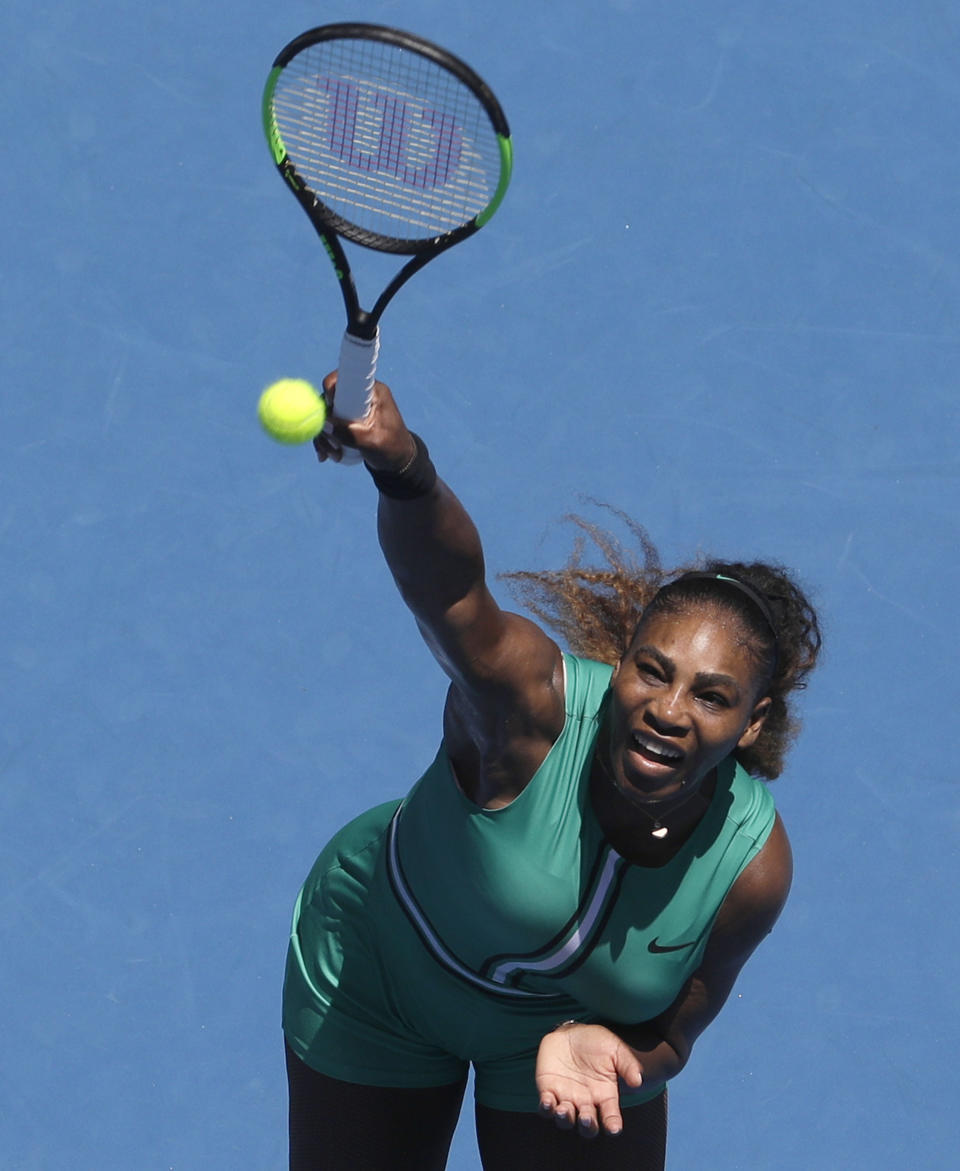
[{"left": 287, "top": 1042, "right": 668, "bottom": 1171}]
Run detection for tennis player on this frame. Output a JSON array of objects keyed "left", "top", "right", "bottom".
[{"left": 281, "top": 376, "right": 822, "bottom": 1170}]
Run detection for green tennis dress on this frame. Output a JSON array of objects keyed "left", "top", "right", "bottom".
[{"left": 283, "top": 653, "right": 775, "bottom": 1111}]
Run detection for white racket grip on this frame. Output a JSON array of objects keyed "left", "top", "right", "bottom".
[{"left": 331, "top": 329, "right": 379, "bottom": 465}]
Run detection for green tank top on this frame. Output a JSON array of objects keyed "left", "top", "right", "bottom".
[{"left": 390, "top": 653, "right": 776, "bottom": 1023}]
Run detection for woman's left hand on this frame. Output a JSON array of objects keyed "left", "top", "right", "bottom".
[{"left": 535, "top": 1022, "right": 644, "bottom": 1138}]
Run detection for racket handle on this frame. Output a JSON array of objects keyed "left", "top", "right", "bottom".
[{"left": 330, "top": 329, "right": 379, "bottom": 465}]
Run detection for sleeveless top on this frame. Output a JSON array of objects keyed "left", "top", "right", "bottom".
[{"left": 388, "top": 653, "right": 776, "bottom": 1022}]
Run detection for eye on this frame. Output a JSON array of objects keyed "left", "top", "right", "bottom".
[
  {"left": 698, "top": 691, "right": 730, "bottom": 709},
  {"left": 636, "top": 660, "right": 664, "bottom": 682}
]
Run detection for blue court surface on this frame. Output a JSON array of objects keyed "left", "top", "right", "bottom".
[{"left": 3, "top": 1, "right": 958, "bottom": 1167}]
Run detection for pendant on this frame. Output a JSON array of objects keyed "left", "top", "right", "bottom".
[{"left": 651, "top": 824, "right": 668, "bottom": 839}]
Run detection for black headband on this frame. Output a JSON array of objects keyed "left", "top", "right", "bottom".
[{"left": 669, "top": 571, "right": 779, "bottom": 642}]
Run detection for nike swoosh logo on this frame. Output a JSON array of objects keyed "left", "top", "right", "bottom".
[{"left": 647, "top": 937, "right": 697, "bottom": 954}]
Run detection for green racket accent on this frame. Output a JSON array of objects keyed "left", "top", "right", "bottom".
[
  {"left": 476, "top": 135, "right": 513, "bottom": 228},
  {"left": 262, "top": 67, "right": 286, "bottom": 165}
]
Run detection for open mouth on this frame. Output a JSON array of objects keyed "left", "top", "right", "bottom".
[{"left": 629, "top": 731, "right": 685, "bottom": 770}]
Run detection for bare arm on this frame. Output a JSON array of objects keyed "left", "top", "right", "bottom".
[
  {"left": 536, "top": 815, "right": 793, "bottom": 1135},
  {"left": 317, "top": 376, "right": 563, "bottom": 754},
  {"left": 619, "top": 814, "right": 792, "bottom": 1080}
]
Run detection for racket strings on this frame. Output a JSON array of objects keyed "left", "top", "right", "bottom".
[{"left": 272, "top": 38, "right": 503, "bottom": 242}]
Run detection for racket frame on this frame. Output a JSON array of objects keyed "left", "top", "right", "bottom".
[{"left": 262, "top": 22, "right": 512, "bottom": 340}]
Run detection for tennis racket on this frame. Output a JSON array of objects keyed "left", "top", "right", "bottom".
[{"left": 262, "top": 22, "right": 513, "bottom": 460}]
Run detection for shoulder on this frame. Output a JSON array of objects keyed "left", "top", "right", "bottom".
[{"left": 703, "top": 814, "right": 793, "bottom": 971}]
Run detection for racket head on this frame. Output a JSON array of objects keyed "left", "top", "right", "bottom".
[{"left": 262, "top": 23, "right": 512, "bottom": 256}]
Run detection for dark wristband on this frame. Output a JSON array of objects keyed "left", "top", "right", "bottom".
[{"left": 364, "top": 432, "right": 437, "bottom": 500}]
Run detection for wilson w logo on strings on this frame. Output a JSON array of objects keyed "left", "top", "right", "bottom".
[{"left": 318, "top": 77, "right": 463, "bottom": 189}]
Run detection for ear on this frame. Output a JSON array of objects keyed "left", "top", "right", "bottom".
[{"left": 737, "top": 695, "right": 771, "bottom": 750}]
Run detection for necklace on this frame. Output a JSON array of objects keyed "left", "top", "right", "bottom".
[{"left": 594, "top": 749, "right": 704, "bottom": 840}]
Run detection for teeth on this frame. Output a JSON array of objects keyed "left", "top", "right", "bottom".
[{"left": 632, "top": 732, "right": 683, "bottom": 761}]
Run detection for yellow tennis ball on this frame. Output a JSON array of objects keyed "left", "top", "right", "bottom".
[{"left": 257, "top": 378, "right": 328, "bottom": 444}]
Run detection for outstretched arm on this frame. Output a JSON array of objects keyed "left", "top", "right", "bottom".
[{"left": 316, "top": 375, "right": 562, "bottom": 726}]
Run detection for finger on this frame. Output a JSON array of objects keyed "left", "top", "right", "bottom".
[
  {"left": 552, "top": 1100, "right": 576, "bottom": 1130},
  {"left": 312, "top": 432, "right": 344, "bottom": 464},
  {"left": 598, "top": 1098, "right": 625, "bottom": 1137},
  {"left": 538, "top": 1092, "right": 558, "bottom": 1118},
  {"left": 315, "top": 411, "right": 360, "bottom": 459},
  {"left": 325, "top": 413, "right": 356, "bottom": 445},
  {"left": 575, "top": 1107, "right": 600, "bottom": 1140},
  {"left": 615, "top": 1053, "right": 644, "bottom": 1090}
]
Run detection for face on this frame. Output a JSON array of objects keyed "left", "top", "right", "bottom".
[{"left": 605, "top": 605, "right": 771, "bottom": 808}]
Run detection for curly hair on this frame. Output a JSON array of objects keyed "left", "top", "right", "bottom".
[{"left": 500, "top": 507, "right": 822, "bottom": 780}]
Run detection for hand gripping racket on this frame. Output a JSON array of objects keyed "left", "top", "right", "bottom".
[{"left": 262, "top": 23, "right": 513, "bottom": 459}]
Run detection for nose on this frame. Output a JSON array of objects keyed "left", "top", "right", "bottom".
[{"left": 644, "top": 687, "right": 689, "bottom": 736}]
